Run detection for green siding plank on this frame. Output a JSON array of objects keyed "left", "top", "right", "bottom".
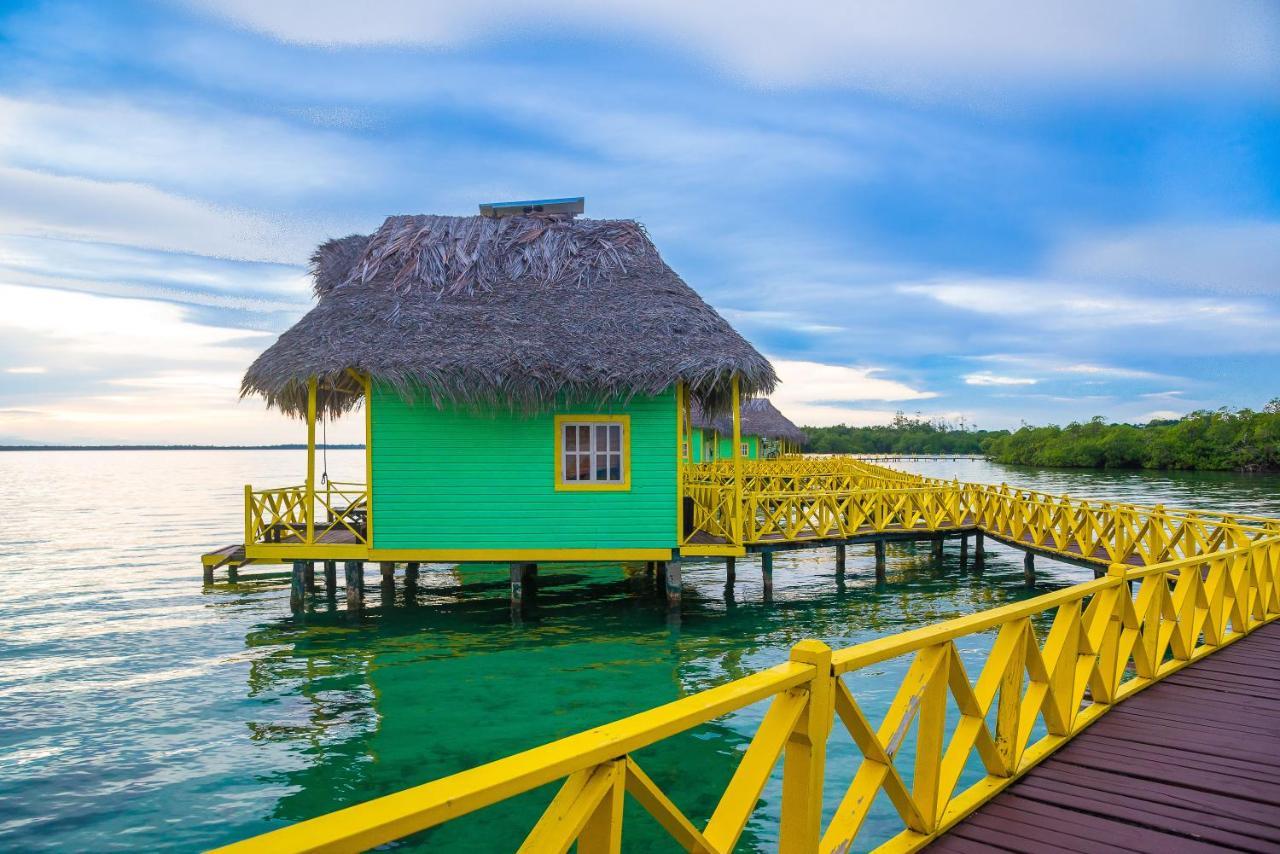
[{"left": 370, "top": 387, "right": 678, "bottom": 550}]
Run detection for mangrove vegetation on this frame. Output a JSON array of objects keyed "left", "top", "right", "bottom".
[{"left": 801, "top": 405, "right": 1280, "bottom": 472}]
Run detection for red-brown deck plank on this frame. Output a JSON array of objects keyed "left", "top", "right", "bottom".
[{"left": 928, "top": 620, "right": 1280, "bottom": 853}]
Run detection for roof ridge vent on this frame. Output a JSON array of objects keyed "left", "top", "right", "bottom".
[{"left": 479, "top": 197, "right": 584, "bottom": 219}]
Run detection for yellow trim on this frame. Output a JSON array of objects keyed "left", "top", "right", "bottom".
[
  {"left": 242, "top": 545, "right": 678, "bottom": 562},
  {"left": 369, "top": 548, "right": 673, "bottom": 562},
  {"left": 675, "top": 382, "right": 685, "bottom": 544},
  {"left": 679, "top": 544, "right": 747, "bottom": 557},
  {"left": 245, "top": 544, "right": 369, "bottom": 560},
  {"left": 553, "top": 413, "right": 632, "bottom": 491},
  {"left": 731, "top": 377, "right": 743, "bottom": 546},
  {"left": 305, "top": 376, "right": 317, "bottom": 543},
  {"left": 364, "top": 374, "right": 374, "bottom": 548}
]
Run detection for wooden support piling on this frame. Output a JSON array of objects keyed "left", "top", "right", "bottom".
[
  {"left": 663, "top": 560, "right": 682, "bottom": 607},
  {"left": 323, "top": 560, "right": 337, "bottom": 597},
  {"left": 202, "top": 562, "right": 213, "bottom": 585},
  {"left": 1023, "top": 551, "right": 1036, "bottom": 586},
  {"left": 874, "top": 540, "right": 887, "bottom": 581},
  {"left": 290, "top": 560, "right": 306, "bottom": 613},
  {"left": 931, "top": 538, "right": 944, "bottom": 562},
  {"left": 835, "top": 543, "right": 846, "bottom": 576},
  {"left": 509, "top": 563, "right": 524, "bottom": 608},
  {"left": 960, "top": 535, "right": 969, "bottom": 570},
  {"left": 345, "top": 561, "right": 364, "bottom": 612},
  {"left": 509, "top": 563, "right": 537, "bottom": 608},
  {"left": 405, "top": 562, "right": 420, "bottom": 583},
  {"left": 380, "top": 561, "right": 396, "bottom": 582},
  {"left": 761, "top": 550, "right": 774, "bottom": 593},
  {"left": 302, "top": 560, "right": 316, "bottom": 594},
  {"left": 974, "top": 531, "right": 985, "bottom": 574},
  {"left": 726, "top": 556, "right": 736, "bottom": 585}
]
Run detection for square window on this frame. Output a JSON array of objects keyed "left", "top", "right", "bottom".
[{"left": 557, "top": 417, "right": 629, "bottom": 489}]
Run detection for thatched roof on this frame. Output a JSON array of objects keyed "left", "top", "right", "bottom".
[
  {"left": 691, "top": 398, "right": 807, "bottom": 444},
  {"left": 242, "top": 213, "right": 776, "bottom": 418}
]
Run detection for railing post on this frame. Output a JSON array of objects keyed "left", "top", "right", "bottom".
[
  {"left": 305, "top": 375, "right": 318, "bottom": 544},
  {"left": 779, "top": 639, "right": 833, "bottom": 853},
  {"left": 244, "top": 484, "right": 253, "bottom": 545},
  {"left": 731, "top": 376, "right": 744, "bottom": 547},
  {"left": 578, "top": 759, "right": 625, "bottom": 854}
]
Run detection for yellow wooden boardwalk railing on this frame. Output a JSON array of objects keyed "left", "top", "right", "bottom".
[
  {"left": 681, "top": 458, "right": 1277, "bottom": 565},
  {"left": 217, "top": 465, "right": 1280, "bottom": 854}
]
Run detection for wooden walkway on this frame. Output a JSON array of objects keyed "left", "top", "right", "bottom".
[{"left": 930, "top": 620, "right": 1280, "bottom": 854}]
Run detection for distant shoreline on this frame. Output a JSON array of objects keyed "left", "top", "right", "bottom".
[{"left": 0, "top": 444, "right": 366, "bottom": 451}]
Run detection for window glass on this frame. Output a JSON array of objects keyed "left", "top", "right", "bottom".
[{"left": 561, "top": 420, "right": 626, "bottom": 484}]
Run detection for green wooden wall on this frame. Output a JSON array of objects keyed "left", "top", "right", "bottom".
[
  {"left": 688, "top": 428, "right": 703, "bottom": 463},
  {"left": 369, "top": 385, "right": 679, "bottom": 550},
  {"left": 716, "top": 433, "right": 759, "bottom": 460}
]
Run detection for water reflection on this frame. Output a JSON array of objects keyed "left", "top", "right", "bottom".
[
  {"left": 231, "top": 540, "right": 1073, "bottom": 851},
  {"left": 3, "top": 452, "right": 1275, "bottom": 851}
]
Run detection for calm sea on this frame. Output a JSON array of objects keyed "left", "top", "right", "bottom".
[{"left": 2, "top": 450, "right": 1278, "bottom": 851}]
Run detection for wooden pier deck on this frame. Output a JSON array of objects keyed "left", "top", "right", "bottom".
[{"left": 930, "top": 620, "right": 1280, "bottom": 854}]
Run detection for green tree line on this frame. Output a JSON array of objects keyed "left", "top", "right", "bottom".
[
  {"left": 802, "top": 413, "right": 1006, "bottom": 455},
  {"left": 983, "top": 404, "right": 1280, "bottom": 471},
  {"left": 801, "top": 404, "right": 1280, "bottom": 471}
]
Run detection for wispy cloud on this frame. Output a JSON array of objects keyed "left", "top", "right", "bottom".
[
  {"left": 963, "top": 372, "right": 1037, "bottom": 386},
  {"left": 1051, "top": 221, "right": 1280, "bottom": 295},
  {"left": 186, "top": 1, "right": 1280, "bottom": 95}
]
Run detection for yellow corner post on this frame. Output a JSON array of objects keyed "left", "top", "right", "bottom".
[
  {"left": 305, "top": 376, "right": 318, "bottom": 544},
  {"left": 731, "top": 376, "right": 743, "bottom": 546},
  {"left": 779, "top": 639, "right": 833, "bottom": 853},
  {"left": 675, "top": 382, "right": 686, "bottom": 544},
  {"left": 363, "top": 373, "right": 374, "bottom": 549}
]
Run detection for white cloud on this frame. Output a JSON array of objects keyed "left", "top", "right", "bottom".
[
  {"left": 0, "top": 166, "right": 338, "bottom": 264},
  {"left": 1140, "top": 410, "right": 1184, "bottom": 422},
  {"left": 0, "top": 94, "right": 370, "bottom": 201},
  {"left": 765, "top": 358, "right": 936, "bottom": 426},
  {"left": 1052, "top": 221, "right": 1280, "bottom": 295},
  {"left": 185, "top": 1, "right": 1280, "bottom": 95},
  {"left": 970, "top": 354, "right": 1168, "bottom": 381},
  {"left": 719, "top": 308, "right": 843, "bottom": 335},
  {"left": 897, "top": 279, "right": 1276, "bottom": 343},
  {"left": 963, "top": 372, "right": 1037, "bottom": 386},
  {"left": 5, "top": 366, "right": 45, "bottom": 375},
  {"left": 1057, "top": 363, "right": 1160, "bottom": 380}
]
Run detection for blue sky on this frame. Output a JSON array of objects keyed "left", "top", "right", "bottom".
[{"left": 1, "top": 1, "right": 1278, "bottom": 443}]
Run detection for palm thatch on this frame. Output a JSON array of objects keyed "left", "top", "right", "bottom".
[
  {"left": 691, "top": 398, "right": 807, "bottom": 445},
  {"left": 242, "top": 213, "right": 776, "bottom": 419}
]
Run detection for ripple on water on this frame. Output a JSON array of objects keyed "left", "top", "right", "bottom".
[{"left": 2, "top": 451, "right": 1278, "bottom": 851}]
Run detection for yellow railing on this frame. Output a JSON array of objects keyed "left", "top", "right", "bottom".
[
  {"left": 743, "top": 486, "right": 968, "bottom": 543},
  {"left": 682, "top": 457, "right": 1278, "bottom": 565},
  {"left": 218, "top": 531, "right": 1280, "bottom": 853},
  {"left": 244, "top": 481, "right": 369, "bottom": 547}
]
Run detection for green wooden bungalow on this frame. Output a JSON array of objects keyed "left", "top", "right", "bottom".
[
  {"left": 688, "top": 398, "right": 807, "bottom": 462},
  {"left": 226, "top": 199, "right": 776, "bottom": 580}
]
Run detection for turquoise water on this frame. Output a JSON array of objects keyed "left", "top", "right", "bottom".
[{"left": 2, "top": 451, "right": 1278, "bottom": 851}]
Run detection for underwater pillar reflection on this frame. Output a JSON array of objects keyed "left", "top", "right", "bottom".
[{"left": 663, "top": 560, "right": 682, "bottom": 608}]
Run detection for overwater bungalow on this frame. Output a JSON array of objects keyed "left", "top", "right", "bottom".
[
  {"left": 688, "top": 398, "right": 806, "bottom": 461},
  {"left": 208, "top": 198, "right": 777, "bottom": 603}
]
